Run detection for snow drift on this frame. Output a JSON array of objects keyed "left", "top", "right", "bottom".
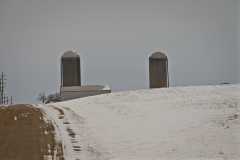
[{"left": 40, "top": 85, "right": 240, "bottom": 160}]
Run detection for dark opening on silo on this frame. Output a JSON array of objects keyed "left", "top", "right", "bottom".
[
  {"left": 149, "top": 52, "right": 169, "bottom": 88},
  {"left": 61, "top": 50, "right": 81, "bottom": 87}
]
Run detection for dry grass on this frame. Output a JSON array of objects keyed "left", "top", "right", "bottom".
[{"left": 0, "top": 104, "right": 64, "bottom": 160}]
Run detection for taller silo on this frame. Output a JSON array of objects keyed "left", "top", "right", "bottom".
[
  {"left": 61, "top": 50, "right": 81, "bottom": 87},
  {"left": 149, "top": 52, "right": 169, "bottom": 88}
]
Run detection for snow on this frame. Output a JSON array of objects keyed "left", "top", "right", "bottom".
[
  {"left": 40, "top": 85, "right": 240, "bottom": 160},
  {"left": 102, "top": 85, "right": 111, "bottom": 91},
  {"left": 44, "top": 130, "right": 49, "bottom": 135}
]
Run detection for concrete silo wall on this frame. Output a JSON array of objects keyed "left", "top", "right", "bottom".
[
  {"left": 149, "top": 52, "right": 168, "bottom": 88},
  {"left": 149, "top": 59, "right": 168, "bottom": 88},
  {"left": 61, "top": 52, "right": 81, "bottom": 87}
]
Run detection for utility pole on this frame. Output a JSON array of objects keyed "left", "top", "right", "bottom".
[
  {"left": 0, "top": 78, "right": 1, "bottom": 104},
  {"left": 0, "top": 72, "right": 13, "bottom": 105},
  {"left": 0, "top": 72, "right": 6, "bottom": 105},
  {"left": 11, "top": 96, "right": 13, "bottom": 105}
]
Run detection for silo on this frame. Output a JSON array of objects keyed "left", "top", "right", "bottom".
[
  {"left": 149, "top": 52, "right": 169, "bottom": 88},
  {"left": 61, "top": 50, "right": 81, "bottom": 87}
]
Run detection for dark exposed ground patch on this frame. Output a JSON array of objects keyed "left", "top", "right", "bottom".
[{"left": 66, "top": 127, "right": 76, "bottom": 138}]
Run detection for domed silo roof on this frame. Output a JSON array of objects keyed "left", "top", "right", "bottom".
[
  {"left": 150, "top": 52, "right": 168, "bottom": 60},
  {"left": 62, "top": 50, "right": 80, "bottom": 58}
]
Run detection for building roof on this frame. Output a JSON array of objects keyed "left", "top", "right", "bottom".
[
  {"left": 150, "top": 52, "right": 168, "bottom": 60},
  {"left": 62, "top": 50, "right": 80, "bottom": 58},
  {"left": 61, "top": 85, "right": 111, "bottom": 92}
]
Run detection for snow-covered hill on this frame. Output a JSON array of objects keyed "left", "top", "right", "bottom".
[{"left": 39, "top": 85, "right": 240, "bottom": 160}]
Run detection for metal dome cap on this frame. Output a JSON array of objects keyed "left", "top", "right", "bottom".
[
  {"left": 150, "top": 52, "right": 168, "bottom": 60},
  {"left": 62, "top": 50, "right": 80, "bottom": 58}
]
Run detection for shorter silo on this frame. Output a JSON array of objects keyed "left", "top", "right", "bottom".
[
  {"left": 149, "top": 52, "right": 169, "bottom": 88},
  {"left": 61, "top": 51, "right": 81, "bottom": 87}
]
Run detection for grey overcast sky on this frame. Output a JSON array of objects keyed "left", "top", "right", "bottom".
[{"left": 0, "top": 0, "right": 239, "bottom": 103}]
